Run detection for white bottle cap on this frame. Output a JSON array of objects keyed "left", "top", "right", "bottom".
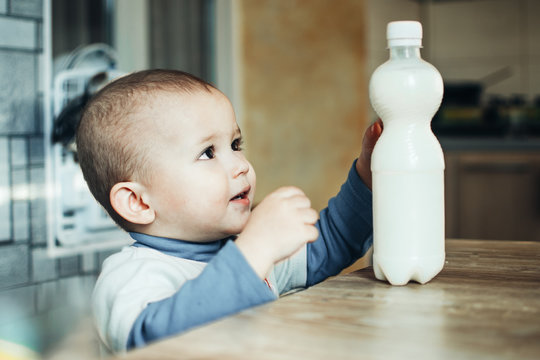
[{"left": 387, "top": 21, "right": 422, "bottom": 47}]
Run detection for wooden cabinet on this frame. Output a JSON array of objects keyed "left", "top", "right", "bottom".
[{"left": 445, "top": 151, "right": 540, "bottom": 241}]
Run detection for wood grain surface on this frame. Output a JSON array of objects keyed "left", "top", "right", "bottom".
[{"left": 119, "top": 239, "right": 540, "bottom": 360}]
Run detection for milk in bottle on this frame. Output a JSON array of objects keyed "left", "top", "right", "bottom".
[{"left": 369, "top": 21, "right": 445, "bottom": 285}]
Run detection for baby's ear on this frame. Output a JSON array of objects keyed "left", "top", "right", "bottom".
[{"left": 110, "top": 182, "right": 155, "bottom": 225}]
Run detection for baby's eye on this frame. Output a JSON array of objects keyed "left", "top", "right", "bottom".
[
  {"left": 232, "top": 138, "right": 244, "bottom": 151},
  {"left": 199, "top": 146, "right": 215, "bottom": 160}
]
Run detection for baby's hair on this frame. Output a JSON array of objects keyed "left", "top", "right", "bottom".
[{"left": 76, "top": 69, "right": 215, "bottom": 230}]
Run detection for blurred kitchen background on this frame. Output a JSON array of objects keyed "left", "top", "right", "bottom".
[{"left": 0, "top": 0, "right": 539, "bottom": 358}]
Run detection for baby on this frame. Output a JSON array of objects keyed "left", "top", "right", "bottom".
[{"left": 76, "top": 69, "right": 381, "bottom": 353}]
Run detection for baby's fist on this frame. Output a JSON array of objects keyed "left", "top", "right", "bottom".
[{"left": 236, "top": 186, "right": 319, "bottom": 279}]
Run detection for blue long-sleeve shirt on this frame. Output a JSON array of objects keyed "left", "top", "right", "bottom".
[{"left": 91, "top": 161, "right": 372, "bottom": 353}]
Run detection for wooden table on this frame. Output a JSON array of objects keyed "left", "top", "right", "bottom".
[{"left": 121, "top": 239, "right": 540, "bottom": 360}]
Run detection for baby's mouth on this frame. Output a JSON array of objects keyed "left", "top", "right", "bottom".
[
  {"left": 230, "top": 186, "right": 251, "bottom": 202},
  {"left": 230, "top": 191, "right": 248, "bottom": 201}
]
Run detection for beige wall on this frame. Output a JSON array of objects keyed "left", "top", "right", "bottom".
[{"left": 238, "top": 0, "right": 369, "bottom": 210}]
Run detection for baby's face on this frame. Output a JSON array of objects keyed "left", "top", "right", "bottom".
[{"left": 141, "top": 89, "right": 256, "bottom": 241}]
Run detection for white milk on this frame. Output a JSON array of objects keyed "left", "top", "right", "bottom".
[{"left": 369, "top": 21, "right": 445, "bottom": 285}]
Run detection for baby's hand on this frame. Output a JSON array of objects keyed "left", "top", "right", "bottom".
[
  {"left": 235, "top": 186, "right": 319, "bottom": 279},
  {"left": 356, "top": 119, "right": 383, "bottom": 190}
]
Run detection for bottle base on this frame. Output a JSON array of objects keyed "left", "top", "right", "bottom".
[{"left": 373, "top": 253, "right": 445, "bottom": 286}]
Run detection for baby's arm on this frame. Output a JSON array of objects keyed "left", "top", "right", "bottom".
[
  {"left": 125, "top": 187, "right": 319, "bottom": 351},
  {"left": 236, "top": 121, "right": 382, "bottom": 291},
  {"left": 126, "top": 242, "right": 275, "bottom": 350},
  {"left": 306, "top": 120, "right": 382, "bottom": 285}
]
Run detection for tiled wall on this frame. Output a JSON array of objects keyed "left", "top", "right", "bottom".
[{"left": 0, "top": 0, "right": 110, "bottom": 354}]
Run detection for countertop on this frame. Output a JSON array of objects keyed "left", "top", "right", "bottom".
[
  {"left": 439, "top": 136, "right": 540, "bottom": 152},
  {"left": 119, "top": 239, "right": 540, "bottom": 360}
]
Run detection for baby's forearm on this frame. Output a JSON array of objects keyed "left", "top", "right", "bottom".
[
  {"left": 355, "top": 156, "right": 372, "bottom": 190},
  {"left": 307, "top": 160, "right": 373, "bottom": 286},
  {"left": 235, "top": 236, "right": 274, "bottom": 279}
]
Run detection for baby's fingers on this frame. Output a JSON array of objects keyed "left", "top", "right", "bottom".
[
  {"left": 273, "top": 186, "right": 305, "bottom": 198},
  {"left": 303, "top": 224, "right": 319, "bottom": 242},
  {"left": 363, "top": 119, "right": 383, "bottom": 154},
  {"left": 303, "top": 207, "right": 319, "bottom": 225}
]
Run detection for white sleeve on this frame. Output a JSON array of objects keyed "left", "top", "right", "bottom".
[
  {"left": 91, "top": 247, "right": 205, "bottom": 353},
  {"left": 270, "top": 245, "right": 307, "bottom": 295}
]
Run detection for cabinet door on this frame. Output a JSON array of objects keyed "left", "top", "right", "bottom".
[{"left": 456, "top": 153, "right": 540, "bottom": 241}]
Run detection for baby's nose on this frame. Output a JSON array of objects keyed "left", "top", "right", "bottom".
[{"left": 232, "top": 155, "right": 250, "bottom": 178}]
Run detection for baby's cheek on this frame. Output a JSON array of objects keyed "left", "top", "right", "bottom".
[
  {"left": 204, "top": 192, "right": 231, "bottom": 217},
  {"left": 248, "top": 169, "right": 256, "bottom": 199},
  {"left": 249, "top": 165, "right": 256, "bottom": 186}
]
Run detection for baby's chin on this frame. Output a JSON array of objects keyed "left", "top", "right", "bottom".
[
  {"left": 202, "top": 223, "right": 249, "bottom": 241},
  {"left": 225, "top": 219, "right": 250, "bottom": 238}
]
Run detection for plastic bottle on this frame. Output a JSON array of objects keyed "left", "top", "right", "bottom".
[{"left": 369, "top": 21, "right": 445, "bottom": 285}]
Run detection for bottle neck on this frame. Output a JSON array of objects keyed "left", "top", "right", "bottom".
[{"left": 389, "top": 46, "right": 422, "bottom": 60}]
